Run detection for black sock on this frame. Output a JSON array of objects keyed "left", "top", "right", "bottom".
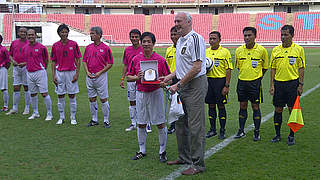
[
  {"left": 209, "top": 107, "right": 217, "bottom": 131},
  {"left": 289, "top": 129, "right": 295, "bottom": 137},
  {"left": 239, "top": 109, "right": 247, "bottom": 131},
  {"left": 274, "top": 111, "right": 282, "bottom": 136},
  {"left": 218, "top": 107, "right": 226, "bottom": 131},
  {"left": 253, "top": 109, "right": 261, "bottom": 131},
  {"left": 170, "top": 121, "right": 175, "bottom": 129}
]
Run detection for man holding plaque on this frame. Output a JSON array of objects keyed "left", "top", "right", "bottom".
[
  {"left": 127, "top": 32, "right": 171, "bottom": 163},
  {"left": 162, "top": 12, "right": 207, "bottom": 175}
]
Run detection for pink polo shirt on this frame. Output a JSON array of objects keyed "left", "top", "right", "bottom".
[
  {"left": 23, "top": 42, "right": 48, "bottom": 72},
  {"left": 128, "top": 52, "right": 171, "bottom": 92},
  {"left": 82, "top": 42, "right": 114, "bottom": 74},
  {"left": 0, "top": 45, "right": 10, "bottom": 68},
  {"left": 51, "top": 40, "right": 82, "bottom": 71},
  {"left": 9, "top": 39, "right": 29, "bottom": 64},
  {"left": 122, "top": 45, "right": 143, "bottom": 72}
]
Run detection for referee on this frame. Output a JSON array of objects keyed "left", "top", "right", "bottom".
[
  {"left": 205, "top": 31, "right": 233, "bottom": 140},
  {"left": 269, "top": 25, "right": 305, "bottom": 145},
  {"left": 234, "top": 27, "right": 269, "bottom": 141}
]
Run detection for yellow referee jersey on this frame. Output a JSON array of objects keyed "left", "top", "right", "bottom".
[
  {"left": 270, "top": 42, "right": 305, "bottom": 81},
  {"left": 206, "top": 46, "right": 233, "bottom": 78},
  {"left": 165, "top": 45, "right": 176, "bottom": 72},
  {"left": 235, "top": 43, "right": 269, "bottom": 81}
]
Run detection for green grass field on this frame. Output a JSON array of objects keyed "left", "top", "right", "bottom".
[{"left": 0, "top": 46, "right": 319, "bottom": 179}]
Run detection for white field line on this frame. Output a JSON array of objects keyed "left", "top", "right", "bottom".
[{"left": 160, "top": 82, "right": 320, "bottom": 180}]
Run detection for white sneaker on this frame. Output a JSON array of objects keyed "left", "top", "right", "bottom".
[
  {"left": 56, "top": 119, "right": 64, "bottom": 125},
  {"left": 125, "top": 124, "right": 136, "bottom": 132},
  {"left": 45, "top": 114, "right": 53, "bottom": 121},
  {"left": 71, "top": 119, "right": 77, "bottom": 125},
  {"left": 28, "top": 113, "right": 40, "bottom": 120},
  {"left": 22, "top": 108, "right": 30, "bottom": 115},
  {"left": 6, "top": 109, "right": 17, "bottom": 115}
]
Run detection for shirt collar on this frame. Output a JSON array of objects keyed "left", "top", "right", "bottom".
[
  {"left": 244, "top": 42, "right": 257, "bottom": 50},
  {"left": 181, "top": 30, "right": 194, "bottom": 40},
  {"left": 281, "top": 42, "right": 295, "bottom": 48}
]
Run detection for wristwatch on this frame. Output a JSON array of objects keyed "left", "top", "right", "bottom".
[
  {"left": 224, "top": 83, "right": 230, "bottom": 88},
  {"left": 299, "top": 82, "right": 304, "bottom": 86}
]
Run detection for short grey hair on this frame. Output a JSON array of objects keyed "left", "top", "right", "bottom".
[
  {"left": 90, "top": 26, "right": 103, "bottom": 37},
  {"left": 185, "top": 12, "right": 192, "bottom": 26}
]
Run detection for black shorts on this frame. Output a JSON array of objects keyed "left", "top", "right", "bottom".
[
  {"left": 205, "top": 77, "right": 227, "bottom": 105},
  {"left": 237, "top": 78, "right": 263, "bottom": 104},
  {"left": 273, "top": 79, "right": 298, "bottom": 107}
]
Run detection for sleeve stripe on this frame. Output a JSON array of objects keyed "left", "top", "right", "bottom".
[
  {"left": 191, "top": 34, "right": 200, "bottom": 60},
  {"left": 164, "top": 61, "right": 170, "bottom": 74},
  {"left": 129, "top": 60, "right": 134, "bottom": 73},
  {"left": 51, "top": 47, "right": 54, "bottom": 58}
]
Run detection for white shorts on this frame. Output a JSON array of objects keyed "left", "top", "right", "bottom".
[
  {"left": 127, "top": 81, "right": 136, "bottom": 101},
  {"left": 136, "top": 88, "right": 166, "bottom": 125},
  {"left": 55, "top": 70, "right": 79, "bottom": 95},
  {"left": 0, "top": 67, "right": 8, "bottom": 90},
  {"left": 86, "top": 72, "right": 109, "bottom": 99},
  {"left": 27, "top": 70, "right": 48, "bottom": 94},
  {"left": 13, "top": 66, "right": 28, "bottom": 86}
]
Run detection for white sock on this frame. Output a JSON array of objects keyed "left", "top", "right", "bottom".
[
  {"left": 44, "top": 95, "right": 52, "bottom": 116},
  {"left": 137, "top": 127, "right": 147, "bottom": 154},
  {"left": 3, "top": 90, "right": 9, "bottom": 108},
  {"left": 58, "top": 97, "right": 65, "bottom": 119},
  {"left": 13, "top": 91, "right": 21, "bottom": 111},
  {"left": 129, "top": 105, "right": 137, "bottom": 126},
  {"left": 24, "top": 90, "right": 31, "bottom": 109},
  {"left": 158, "top": 127, "right": 168, "bottom": 154},
  {"left": 31, "top": 95, "right": 39, "bottom": 114},
  {"left": 69, "top": 97, "right": 77, "bottom": 120},
  {"left": 102, "top": 101, "right": 110, "bottom": 123},
  {"left": 90, "top": 101, "right": 98, "bottom": 122}
]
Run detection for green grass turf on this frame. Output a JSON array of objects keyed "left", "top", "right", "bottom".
[{"left": 0, "top": 46, "right": 319, "bottom": 179}]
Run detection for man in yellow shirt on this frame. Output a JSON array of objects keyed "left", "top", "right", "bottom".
[
  {"left": 269, "top": 25, "right": 305, "bottom": 146},
  {"left": 235, "top": 27, "right": 269, "bottom": 141},
  {"left": 205, "top": 31, "right": 233, "bottom": 140},
  {"left": 165, "top": 26, "right": 180, "bottom": 134}
]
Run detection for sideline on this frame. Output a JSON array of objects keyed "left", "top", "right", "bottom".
[{"left": 160, "top": 82, "right": 320, "bottom": 180}]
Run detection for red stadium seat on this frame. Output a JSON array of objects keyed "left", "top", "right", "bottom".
[
  {"left": 90, "top": 14, "right": 145, "bottom": 43},
  {"left": 255, "top": 12, "right": 286, "bottom": 43},
  {"left": 218, "top": 13, "right": 250, "bottom": 43},
  {"left": 3, "top": 14, "right": 13, "bottom": 44},
  {"left": 294, "top": 12, "right": 320, "bottom": 43},
  {"left": 14, "top": 13, "right": 41, "bottom": 22},
  {"left": 47, "top": 14, "right": 85, "bottom": 31}
]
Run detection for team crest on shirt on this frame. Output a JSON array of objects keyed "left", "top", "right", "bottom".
[
  {"left": 288, "top": 57, "right": 295, "bottom": 65},
  {"left": 100, "top": 49, "right": 104, "bottom": 53},
  {"left": 251, "top": 61, "right": 258, "bottom": 68},
  {"left": 35, "top": 49, "right": 39, "bottom": 52},
  {"left": 214, "top": 59, "right": 220, "bottom": 67},
  {"left": 181, "top": 47, "right": 187, "bottom": 54},
  {"left": 69, "top": 47, "right": 73, "bottom": 50}
]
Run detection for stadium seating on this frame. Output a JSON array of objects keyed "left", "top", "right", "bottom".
[
  {"left": 14, "top": 13, "right": 41, "bottom": 22},
  {"left": 167, "top": 0, "right": 195, "bottom": 3},
  {"left": 90, "top": 14, "right": 145, "bottom": 43},
  {"left": 3, "top": 14, "right": 13, "bottom": 44},
  {"left": 294, "top": 12, "right": 320, "bottom": 42},
  {"left": 47, "top": 14, "right": 85, "bottom": 31},
  {"left": 255, "top": 12, "right": 286, "bottom": 43},
  {"left": 218, "top": 13, "right": 250, "bottom": 43}
]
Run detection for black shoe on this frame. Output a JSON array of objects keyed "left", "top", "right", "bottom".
[
  {"left": 271, "top": 135, "right": 281, "bottom": 143},
  {"left": 159, "top": 151, "right": 167, "bottom": 163},
  {"left": 287, "top": 136, "right": 295, "bottom": 146},
  {"left": 168, "top": 127, "right": 176, "bottom": 134},
  {"left": 206, "top": 130, "right": 217, "bottom": 138},
  {"left": 87, "top": 120, "right": 99, "bottom": 127},
  {"left": 253, "top": 130, "right": 261, "bottom": 141},
  {"left": 234, "top": 129, "right": 246, "bottom": 139},
  {"left": 104, "top": 122, "right": 111, "bottom": 128},
  {"left": 131, "top": 152, "right": 146, "bottom": 160},
  {"left": 218, "top": 129, "right": 226, "bottom": 140}
]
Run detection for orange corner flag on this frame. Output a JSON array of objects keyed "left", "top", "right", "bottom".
[{"left": 288, "top": 96, "right": 304, "bottom": 133}]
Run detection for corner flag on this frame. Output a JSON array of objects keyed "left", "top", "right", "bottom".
[{"left": 288, "top": 96, "right": 304, "bottom": 133}]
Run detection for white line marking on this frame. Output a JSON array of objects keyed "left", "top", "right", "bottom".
[{"left": 161, "top": 82, "right": 320, "bottom": 180}]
